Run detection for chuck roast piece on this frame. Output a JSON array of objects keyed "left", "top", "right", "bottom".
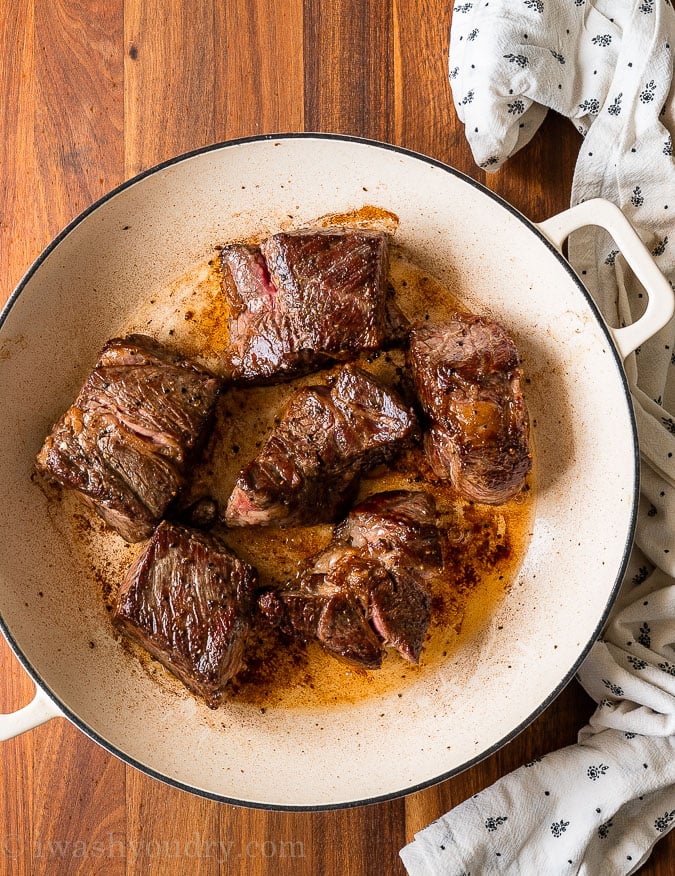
[
  {"left": 337, "top": 489, "right": 443, "bottom": 572},
  {"left": 258, "top": 553, "right": 390, "bottom": 669},
  {"left": 35, "top": 335, "right": 221, "bottom": 542},
  {"left": 114, "top": 521, "right": 257, "bottom": 708},
  {"left": 258, "top": 491, "right": 441, "bottom": 666},
  {"left": 225, "top": 365, "right": 418, "bottom": 527},
  {"left": 219, "top": 228, "right": 405, "bottom": 384},
  {"left": 409, "top": 314, "right": 531, "bottom": 505}
]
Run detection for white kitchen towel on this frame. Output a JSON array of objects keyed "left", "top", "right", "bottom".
[{"left": 401, "top": 2, "right": 675, "bottom": 874}]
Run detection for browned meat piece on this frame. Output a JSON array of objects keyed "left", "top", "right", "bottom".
[
  {"left": 95, "top": 334, "right": 181, "bottom": 368},
  {"left": 114, "top": 521, "right": 256, "bottom": 708},
  {"left": 337, "top": 490, "right": 443, "bottom": 573},
  {"left": 409, "top": 314, "right": 531, "bottom": 504},
  {"left": 258, "top": 491, "right": 441, "bottom": 666},
  {"left": 36, "top": 335, "right": 221, "bottom": 542},
  {"left": 36, "top": 407, "right": 158, "bottom": 542},
  {"left": 258, "top": 580, "right": 384, "bottom": 670},
  {"left": 367, "top": 570, "right": 431, "bottom": 664},
  {"left": 219, "top": 228, "right": 405, "bottom": 384},
  {"left": 225, "top": 365, "right": 418, "bottom": 527},
  {"left": 219, "top": 244, "right": 330, "bottom": 384},
  {"left": 259, "top": 230, "right": 390, "bottom": 355},
  {"left": 337, "top": 490, "right": 442, "bottom": 662}
]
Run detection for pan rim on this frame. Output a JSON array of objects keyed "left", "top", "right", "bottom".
[{"left": 0, "top": 132, "right": 639, "bottom": 810}]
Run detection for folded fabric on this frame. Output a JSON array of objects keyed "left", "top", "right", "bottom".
[
  {"left": 401, "top": 732, "right": 675, "bottom": 875},
  {"left": 401, "top": 2, "right": 675, "bottom": 874}
]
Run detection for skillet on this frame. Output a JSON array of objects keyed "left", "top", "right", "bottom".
[{"left": 0, "top": 134, "right": 672, "bottom": 808}]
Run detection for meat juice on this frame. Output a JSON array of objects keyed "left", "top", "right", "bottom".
[{"left": 60, "top": 209, "right": 536, "bottom": 710}]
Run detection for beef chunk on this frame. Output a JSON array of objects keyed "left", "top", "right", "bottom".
[
  {"left": 219, "top": 228, "right": 402, "bottom": 384},
  {"left": 258, "top": 579, "right": 384, "bottom": 670},
  {"left": 258, "top": 491, "right": 441, "bottom": 666},
  {"left": 36, "top": 335, "right": 221, "bottom": 542},
  {"left": 219, "top": 244, "right": 328, "bottom": 384},
  {"left": 259, "top": 230, "right": 390, "bottom": 355},
  {"left": 114, "top": 521, "right": 256, "bottom": 708},
  {"left": 409, "top": 314, "right": 531, "bottom": 504},
  {"left": 339, "top": 490, "right": 441, "bottom": 662},
  {"left": 337, "top": 489, "right": 443, "bottom": 573},
  {"left": 225, "top": 365, "right": 418, "bottom": 527}
]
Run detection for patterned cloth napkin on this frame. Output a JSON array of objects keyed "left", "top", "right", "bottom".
[{"left": 400, "top": 2, "right": 675, "bottom": 874}]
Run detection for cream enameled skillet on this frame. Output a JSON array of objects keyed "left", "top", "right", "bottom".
[{"left": 0, "top": 135, "right": 672, "bottom": 809}]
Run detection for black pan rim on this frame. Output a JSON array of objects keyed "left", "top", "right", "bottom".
[{"left": 0, "top": 132, "right": 639, "bottom": 811}]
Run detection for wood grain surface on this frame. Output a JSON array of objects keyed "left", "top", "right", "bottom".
[{"left": 0, "top": 2, "right": 671, "bottom": 874}]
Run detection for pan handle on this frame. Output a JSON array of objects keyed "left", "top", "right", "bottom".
[
  {"left": 0, "top": 685, "right": 62, "bottom": 741},
  {"left": 537, "top": 198, "right": 674, "bottom": 359}
]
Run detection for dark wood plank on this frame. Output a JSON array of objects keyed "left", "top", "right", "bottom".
[
  {"left": 34, "top": 0, "right": 124, "bottom": 232},
  {"left": 124, "top": 771, "right": 220, "bottom": 876},
  {"left": 1, "top": 2, "right": 126, "bottom": 873},
  {"left": 0, "top": 639, "right": 34, "bottom": 876},
  {"left": 124, "top": 0, "right": 216, "bottom": 175},
  {"left": 318, "top": 806, "right": 407, "bottom": 876},
  {"left": 211, "top": 4, "right": 308, "bottom": 873},
  {"left": 213, "top": 0, "right": 304, "bottom": 140},
  {"left": 121, "top": 5, "right": 238, "bottom": 872},
  {"left": 0, "top": 6, "right": 38, "bottom": 873},
  {"left": 391, "top": 0, "right": 467, "bottom": 170},
  {"left": 219, "top": 808, "right": 316, "bottom": 875},
  {"left": 30, "top": 3, "right": 128, "bottom": 870},
  {"left": 0, "top": 1, "right": 40, "bottom": 305},
  {"left": 220, "top": 806, "right": 407, "bottom": 876},
  {"left": 303, "top": 0, "right": 394, "bottom": 141},
  {"left": 31, "top": 720, "right": 125, "bottom": 876}
]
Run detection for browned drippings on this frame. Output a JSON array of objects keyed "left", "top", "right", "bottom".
[
  {"left": 54, "top": 209, "right": 536, "bottom": 712},
  {"left": 187, "top": 268, "right": 230, "bottom": 358},
  {"left": 313, "top": 204, "right": 400, "bottom": 232}
]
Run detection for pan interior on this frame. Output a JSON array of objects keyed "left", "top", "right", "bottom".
[{"left": 0, "top": 137, "right": 635, "bottom": 806}]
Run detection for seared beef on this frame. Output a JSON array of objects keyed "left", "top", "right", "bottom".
[
  {"left": 225, "top": 365, "right": 418, "bottom": 527},
  {"left": 409, "top": 314, "right": 531, "bottom": 504},
  {"left": 258, "top": 553, "right": 389, "bottom": 669},
  {"left": 36, "top": 335, "right": 221, "bottom": 542},
  {"left": 258, "top": 491, "right": 441, "bottom": 666},
  {"left": 219, "top": 244, "right": 327, "bottom": 384},
  {"left": 114, "top": 521, "right": 256, "bottom": 708},
  {"left": 337, "top": 490, "right": 443, "bottom": 572},
  {"left": 219, "top": 228, "right": 402, "bottom": 384},
  {"left": 260, "top": 230, "right": 390, "bottom": 354}
]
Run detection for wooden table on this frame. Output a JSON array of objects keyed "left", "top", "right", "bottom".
[{"left": 1, "top": 3, "right": 672, "bottom": 874}]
